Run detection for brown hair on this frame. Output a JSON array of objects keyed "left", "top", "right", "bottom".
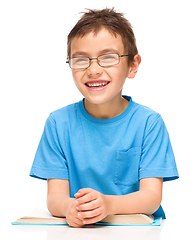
[{"left": 67, "top": 8, "right": 138, "bottom": 64}]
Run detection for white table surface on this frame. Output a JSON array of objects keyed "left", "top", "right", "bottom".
[{"left": 5, "top": 217, "right": 192, "bottom": 240}]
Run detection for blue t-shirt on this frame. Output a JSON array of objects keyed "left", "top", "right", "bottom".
[{"left": 30, "top": 96, "right": 179, "bottom": 219}]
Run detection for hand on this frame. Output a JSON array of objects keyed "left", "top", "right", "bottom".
[
  {"left": 74, "top": 188, "right": 110, "bottom": 225},
  {"left": 65, "top": 199, "right": 84, "bottom": 228}
]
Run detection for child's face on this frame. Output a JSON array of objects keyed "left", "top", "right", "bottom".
[{"left": 70, "top": 28, "right": 132, "bottom": 105}]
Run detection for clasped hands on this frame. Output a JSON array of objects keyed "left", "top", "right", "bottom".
[{"left": 66, "top": 188, "right": 110, "bottom": 228}]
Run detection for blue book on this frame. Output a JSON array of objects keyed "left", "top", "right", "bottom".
[{"left": 11, "top": 208, "right": 162, "bottom": 226}]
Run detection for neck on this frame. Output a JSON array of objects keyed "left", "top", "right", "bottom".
[{"left": 84, "top": 95, "right": 129, "bottom": 119}]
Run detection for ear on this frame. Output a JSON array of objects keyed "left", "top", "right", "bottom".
[{"left": 127, "top": 54, "right": 141, "bottom": 79}]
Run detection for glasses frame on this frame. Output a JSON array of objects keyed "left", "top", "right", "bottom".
[{"left": 66, "top": 53, "right": 133, "bottom": 70}]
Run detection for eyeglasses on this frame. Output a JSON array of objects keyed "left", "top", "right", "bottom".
[{"left": 66, "top": 53, "right": 133, "bottom": 70}]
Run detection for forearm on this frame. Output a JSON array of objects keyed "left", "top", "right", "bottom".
[
  {"left": 47, "top": 192, "right": 74, "bottom": 217},
  {"left": 107, "top": 189, "right": 162, "bottom": 216}
]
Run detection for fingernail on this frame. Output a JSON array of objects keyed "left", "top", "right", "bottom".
[
  {"left": 76, "top": 200, "right": 79, "bottom": 205},
  {"left": 75, "top": 192, "right": 81, "bottom": 197},
  {"left": 78, "top": 213, "right": 82, "bottom": 218}
]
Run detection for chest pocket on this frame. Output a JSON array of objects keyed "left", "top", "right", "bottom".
[{"left": 114, "top": 147, "right": 141, "bottom": 186}]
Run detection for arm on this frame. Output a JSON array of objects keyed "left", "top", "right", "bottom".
[
  {"left": 108, "top": 177, "right": 163, "bottom": 215},
  {"left": 75, "top": 178, "right": 163, "bottom": 225},
  {"left": 47, "top": 179, "right": 84, "bottom": 228}
]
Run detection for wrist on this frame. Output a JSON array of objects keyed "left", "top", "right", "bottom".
[
  {"left": 105, "top": 195, "right": 118, "bottom": 215},
  {"left": 63, "top": 198, "right": 75, "bottom": 217}
]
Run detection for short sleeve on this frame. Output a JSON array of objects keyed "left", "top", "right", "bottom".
[
  {"left": 30, "top": 114, "right": 69, "bottom": 180},
  {"left": 139, "top": 114, "right": 179, "bottom": 182}
]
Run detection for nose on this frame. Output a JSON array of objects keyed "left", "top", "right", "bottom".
[{"left": 86, "top": 59, "right": 103, "bottom": 77}]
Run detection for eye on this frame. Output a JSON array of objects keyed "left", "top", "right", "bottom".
[
  {"left": 99, "top": 54, "right": 118, "bottom": 62},
  {"left": 102, "top": 55, "right": 115, "bottom": 60},
  {"left": 72, "top": 57, "right": 89, "bottom": 66},
  {"left": 75, "top": 58, "right": 88, "bottom": 63}
]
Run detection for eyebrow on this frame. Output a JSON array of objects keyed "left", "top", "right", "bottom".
[
  {"left": 72, "top": 51, "right": 88, "bottom": 57},
  {"left": 71, "top": 48, "right": 119, "bottom": 57},
  {"left": 99, "top": 48, "right": 119, "bottom": 55}
]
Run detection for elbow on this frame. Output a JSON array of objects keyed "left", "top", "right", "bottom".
[
  {"left": 145, "top": 191, "right": 163, "bottom": 215},
  {"left": 47, "top": 193, "right": 61, "bottom": 217},
  {"left": 47, "top": 194, "right": 54, "bottom": 216},
  {"left": 151, "top": 200, "right": 162, "bottom": 215}
]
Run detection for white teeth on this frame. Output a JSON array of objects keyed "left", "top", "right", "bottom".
[{"left": 87, "top": 82, "right": 108, "bottom": 87}]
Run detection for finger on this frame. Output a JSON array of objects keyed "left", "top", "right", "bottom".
[
  {"left": 76, "top": 198, "right": 99, "bottom": 211},
  {"left": 67, "top": 214, "right": 84, "bottom": 227},
  {"left": 76, "top": 192, "right": 97, "bottom": 206},
  {"left": 83, "top": 214, "right": 104, "bottom": 225},
  {"left": 78, "top": 207, "right": 101, "bottom": 219},
  {"left": 74, "top": 188, "right": 93, "bottom": 198},
  {"left": 68, "top": 219, "right": 84, "bottom": 228}
]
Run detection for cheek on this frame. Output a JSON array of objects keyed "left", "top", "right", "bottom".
[
  {"left": 108, "top": 66, "right": 128, "bottom": 83},
  {"left": 72, "top": 70, "right": 78, "bottom": 80},
  {"left": 72, "top": 71, "right": 87, "bottom": 93},
  {"left": 72, "top": 71, "right": 84, "bottom": 83}
]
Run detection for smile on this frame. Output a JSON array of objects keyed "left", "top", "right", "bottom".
[{"left": 85, "top": 81, "right": 110, "bottom": 88}]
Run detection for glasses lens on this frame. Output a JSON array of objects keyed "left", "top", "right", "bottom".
[
  {"left": 70, "top": 57, "right": 89, "bottom": 69},
  {"left": 98, "top": 53, "right": 119, "bottom": 67}
]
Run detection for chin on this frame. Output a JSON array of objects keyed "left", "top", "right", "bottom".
[{"left": 84, "top": 95, "right": 117, "bottom": 106}]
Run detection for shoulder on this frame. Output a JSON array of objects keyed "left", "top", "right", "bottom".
[
  {"left": 126, "top": 98, "right": 167, "bottom": 137},
  {"left": 42, "top": 101, "right": 82, "bottom": 136},
  {"left": 130, "top": 101, "right": 169, "bottom": 142},
  {"left": 48, "top": 101, "right": 80, "bottom": 123},
  {"left": 130, "top": 98, "right": 161, "bottom": 123}
]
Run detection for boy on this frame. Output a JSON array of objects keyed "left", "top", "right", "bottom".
[{"left": 30, "top": 8, "right": 179, "bottom": 228}]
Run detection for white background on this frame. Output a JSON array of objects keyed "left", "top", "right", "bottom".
[{"left": 0, "top": 0, "right": 193, "bottom": 229}]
